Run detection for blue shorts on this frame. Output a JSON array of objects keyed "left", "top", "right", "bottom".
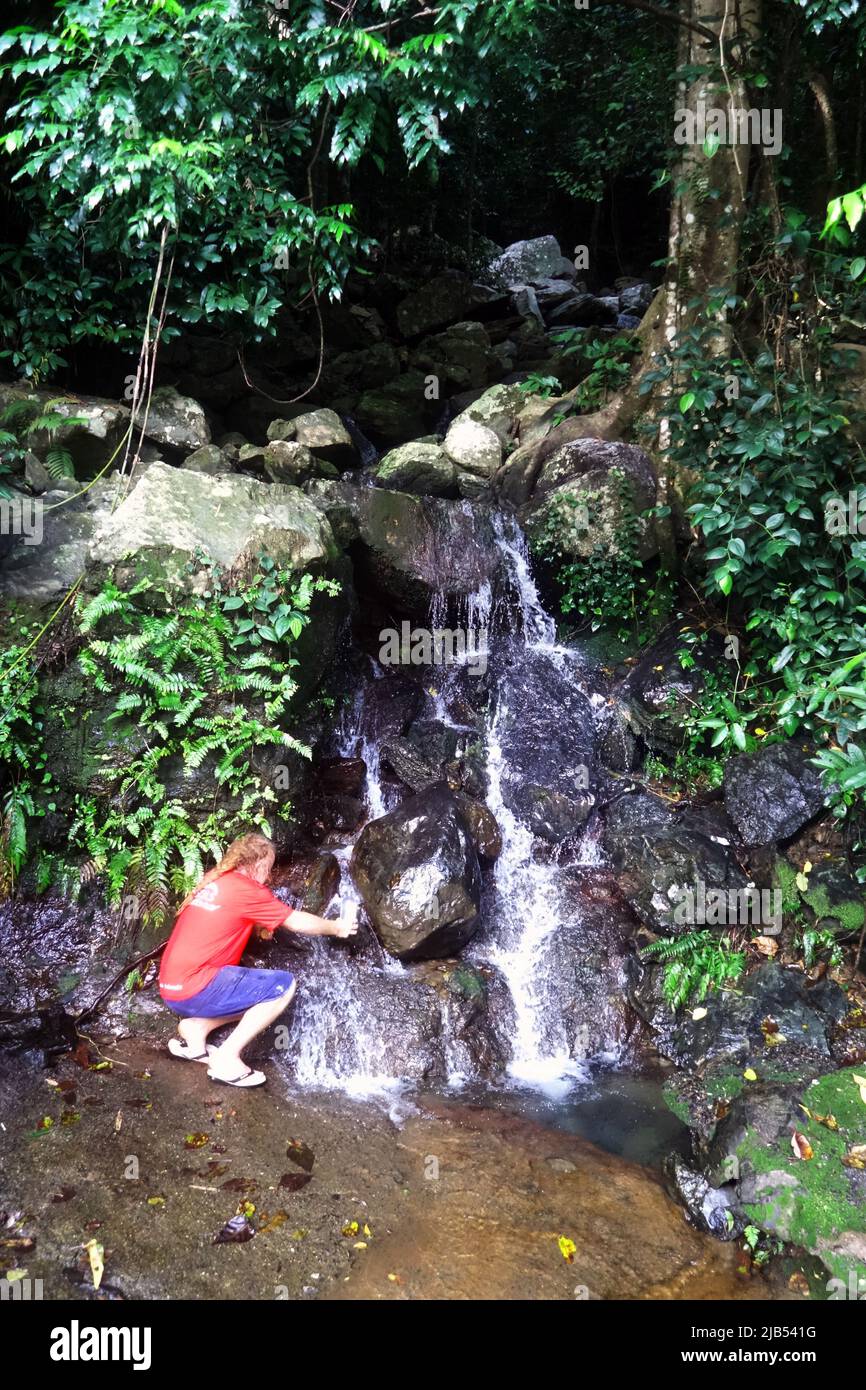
[{"left": 163, "top": 966, "right": 296, "bottom": 1019}]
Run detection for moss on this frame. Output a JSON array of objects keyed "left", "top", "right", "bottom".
[
  {"left": 662, "top": 1079, "right": 691, "bottom": 1126},
  {"left": 736, "top": 1066, "right": 866, "bottom": 1287},
  {"left": 803, "top": 880, "right": 865, "bottom": 934},
  {"left": 775, "top": 858, "right": 801, "bottom": 916}
]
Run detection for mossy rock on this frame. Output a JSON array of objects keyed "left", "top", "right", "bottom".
[{"left": 735, "top": 1067, "right": 866, "bottom": 1287}]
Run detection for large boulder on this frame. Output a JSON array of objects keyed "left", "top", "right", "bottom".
[
  {"left": 0, "top": 477, "right": 126, "bottom": 605},
  {"left": 705, "top": 1067, "right": 866, "bottom": 1287},
  {"left": 351, "top": 784, "right": 482, "bottom": 960},
  {"left": 409, "top": 320, "right": 497, "bottom": 393},
  {"left": 522, "top": 437, "right": 658, "bottom": 562},
  {"left": 143, "top": 386, "right": 210, "bottom": 453},
  {"left": 443, "top": 416, "right": 502, "bottom": 491},
  {"left": 355, "top": 371, "right": 440, "bottom": 447},
  {"left": 620, "top": 626, "right": 727, "bottom": 751},
  {"left": 352, "top": 487, "right": 502, "bottom": 612},
  {"left": 450, "top": 382, "right": 528, "bottom": 446},
  {"left": 396, "top": 272, "right": 503, "bottom": 339},
  {"left": 724, "top": 742, "right": 827, "bottom": 846},
  {"left": 373, "top": 441, "right": 456, "bottom": 497},
  {"left": 87, "top": 461, "right": 338, "bottom": 590},
  {"left": 485, "top": 236, "right": 576, "bottom": 290},
  {"left": 603, "top": 793, "right": 748, "bottom": 936},
  {"left": 268, "top": 407, "right": 357, "bottom": 471},
  {"left": 546, "top": 294, "right": 619, "bottom": 329},
  {"left": 0, "top": 384, "right": 130, "bottom": 474}
]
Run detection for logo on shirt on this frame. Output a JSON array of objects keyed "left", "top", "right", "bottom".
[{"left": 192, "top": 882, "right": 221, "bottom": 912}]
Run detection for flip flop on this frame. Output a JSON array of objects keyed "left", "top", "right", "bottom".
[
  {"left": 206, "top": 1066, "right": 267, "bottom": 1088},
  {"left": 168, "top": 1038, "right": 214, "bottom": 1064}
]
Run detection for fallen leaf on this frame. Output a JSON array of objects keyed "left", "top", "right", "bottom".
[
  {"left": 813, "top": 1113, "right": 839, "bottom": 1131},
  {"left": 754, "top": 936, "right": 778, "bottom": 957},
  {"left": 84, "top": 1238, "right": 104, "bottom": 1290},
  {"left": 791, "top": 1131, "right": 813, "bottom": 1161},
  {"left": 788, "top": 1270, "right": 810, "bottom": 1296},
  {"left": 278, "top": 1172, "right": 312, "bottom": 1192},
  {"left": 691, "top": 1007, "right": 708, "bottom": 1021},
  {"left": 50, "top": 1187, "right": 76, "bottom": 1204},
  {"left": 743, "top": 1068, "right": 758, "bottom": 1082},
  {"left": 387, "top": 1272, "right": 402, "bottom": 1284},
  {"left": 285, "top": 1139, "right": 315, "bottom": 1173},
  {"left": 342, "top": 1221, "right": 359, "bottom": 1237},
  {"left": 842, "top": 1144, "right": 866, "bottom": 1170},
  {"left": 353, "top": 1241, "right": 368, "bottom": 1250},
  {"left": 558, "top": 1236, "right": 576, "bottom": 1264},
  {"left": 258, "top": 1210, "right": 288, "bottom": 1236},
  {"left": 221, "top": 1177, "right": 257, "bottom": 1194},
  {"left": 146, "top": 1196, "right": 165, "bottom": 1207},
  {"left": 184, "top": 1133, "right": 210, "bottom": 1150}
]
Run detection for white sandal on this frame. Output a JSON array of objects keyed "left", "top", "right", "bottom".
[
  {"left": 206, "top": 1065, "right": 267, "bottom": 1088},
  {"left": 168, "top": 1038, "right": 214, "bottom": 1064}
]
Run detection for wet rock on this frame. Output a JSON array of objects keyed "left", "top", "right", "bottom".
[
  {"left": 321, "top": 342, "right": 401, "bottom": 400},
  {"left": 24, "top": 453, "right": 52, "bottom": 494},
  {"left": 485, "top": 236, "right": 576, "bottom": 290},
  {"left": 0, "top": 477, "right": 125, "bottom": 604},
  {"left": 522, "top": 437, "right": 658, "bottom": 562},
  {"left": 144, "top": 386, "right": 210, "bottom": 453},
  {"left": 706, "top": 1068, "right": 866, "bottom": 1286},
  {"left": 351, "top": 784, "right": 482, "bottom": 960},
  {"left": 454, "top": 793, "right": 502, "bottom": 861},
  {"left": 183, "top": 444, "right": 232, "bottom": 475},
  {"left": 487, "top": 647, "right": 596, "bottom": 826},
  {"left": 381, "top": 737, "right": 439, "bottom": 792},
  {"left": 603, "top": 792, "right": 747, "bottom": 935},
  {"left": 291, "top": 408, "right": 358, "bottom": 471},
  {"left": 272, "top": 852, "right": 341, "bottom": 915},
  {"left": 665, "top": 1156, "right": 744, "bottom": 1238},
  {"left": 633, "top": 961, "right": 847, "bottom": 1070},
  {"left": 373, "top": 441, "right": 456, "bottom": 497},
  {"left": 87, "top": 461, "right": 338, "bottom": 592},
  {"left": 263, "top": 439, "right": 320, "bottom": 485},
  {"left": 621, "top": 627, "right": 726, "bottom": 751},
  {"left": 514, "top": 784, "right": 594, "bottom": 845},
  {"left": 352, "top": 488, "right": 502, "bottom": 613},
  {"left": 396, "top": 272, "right": 503, "bottom": 339},
  {"left": 724, "top": 741, "right": 827, "bottom": 846}
]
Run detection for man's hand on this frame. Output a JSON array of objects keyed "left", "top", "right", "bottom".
[
  {"left": 329, "top": 916, "right": 359, "bottom": 940},
  {"left": 283, "top": 907, "right": 359, "bottom": 939}
]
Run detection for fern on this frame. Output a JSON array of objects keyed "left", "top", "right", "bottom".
[{"left": 640, "top": 931, "right": 746, "bottom": 1011}]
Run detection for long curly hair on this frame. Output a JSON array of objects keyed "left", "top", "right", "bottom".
[{"left": 179, "top": 833, "right": 275, "bottom": 912}]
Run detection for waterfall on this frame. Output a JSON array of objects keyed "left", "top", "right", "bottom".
[{"left": 285, "top": 502, "right": 615, "bottom": 1097}]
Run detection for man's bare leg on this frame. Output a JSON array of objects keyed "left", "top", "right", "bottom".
[
  {"left": 208, "top": 984, "right": 296, "bottom": 1078},
  {"left": 177, "top": 1013, "right": 242, "bottom": 1055}
]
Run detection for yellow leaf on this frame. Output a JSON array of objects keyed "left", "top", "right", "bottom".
[
  {"left": 353, "top": 1241, "right": 368, "bottom": 1250},
  {"left": 795, "top": 873, "right": 808, "bottom": 892},
  {"left": 558, "top": 1236, "right": 577, "bottom": 1264},
  {"left": 363, "top": 1223, "right": 372, "bottom": 1237},
  {"left": 5, "top": 1269, "right": 27, "bottom": 1283},
  {"left": 84, "top": 1238, "right": 104, "bottom": 1290},
  {"left": 743, "top": 1068, "right": 758, "bottom": 1082},
  {"left": 691, "top": 1007, "right": 708, "bottom": 1021}
]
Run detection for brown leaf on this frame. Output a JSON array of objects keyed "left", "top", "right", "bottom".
[
  {"left": 278, "top": 1172, "right": 312, "bottom": 1192},
  {"left": 791, "top": 1130, "right": 813, "bottom": 1160},
  {"left": 184, "top": 1132, "right": 209, "bottom": 1150},
  {"left": 285, "top": 1139, "right": 315, "bottom": 1173}
]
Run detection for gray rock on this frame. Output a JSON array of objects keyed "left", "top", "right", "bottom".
[
  {"left": 523, "top": 437, "right": 658, "bottom": 562},
  {"left": 396, "top": 272, "right": 502, "bottom": 339},
  {"left": 183, "top": 444, "right": 232, "bottom": 475},
  {"left": 486, "top": 236, "right": 575, "bottom": 290},
  {"left": 351, "top": 784, "right": 482, "bottom": 960},
  {"left": 724, "top": 742, "right": 827, "bottom": 846},
  {"left": 291, "top": 408, "right": 357, "bottom": 470},
  {"left": 144, "top": 386, "right": 210, "bottom": 452},
  {"left": 374, "top": 441, "right": 456, "bottom": 497},
  {"left": 443, "top": 416, "right": 502, "bottom": 481},
  {"left": 263, "top": 439, "right": 319, "bottom": 485},
  {"left": 88, "top": 461, "right": 338, "bottom": 590}
]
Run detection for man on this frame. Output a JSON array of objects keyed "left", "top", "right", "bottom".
[{"left": 159, "top": 832, "right": 357, "bottom": 1087}]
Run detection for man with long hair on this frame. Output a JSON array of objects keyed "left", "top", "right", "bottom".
[{"left": 159, "top": 833, "right": 357, "bottom": 1087}]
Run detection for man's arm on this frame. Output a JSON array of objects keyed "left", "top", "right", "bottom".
[{"left": 279, "top": 908, "right": 358, "bottom": 940}]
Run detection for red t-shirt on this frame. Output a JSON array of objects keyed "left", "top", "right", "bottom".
[{"left": 159, "top": 871, "right": 293, "bottom": 1001}]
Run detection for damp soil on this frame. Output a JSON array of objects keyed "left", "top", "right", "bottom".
[{"left": 0, "top": 1013, "right": 803, "bottom": 1303}]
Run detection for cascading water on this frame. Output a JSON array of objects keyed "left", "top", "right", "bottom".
[{"left": 285, "top": 503, "right": 621, "bottom": 1097}]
